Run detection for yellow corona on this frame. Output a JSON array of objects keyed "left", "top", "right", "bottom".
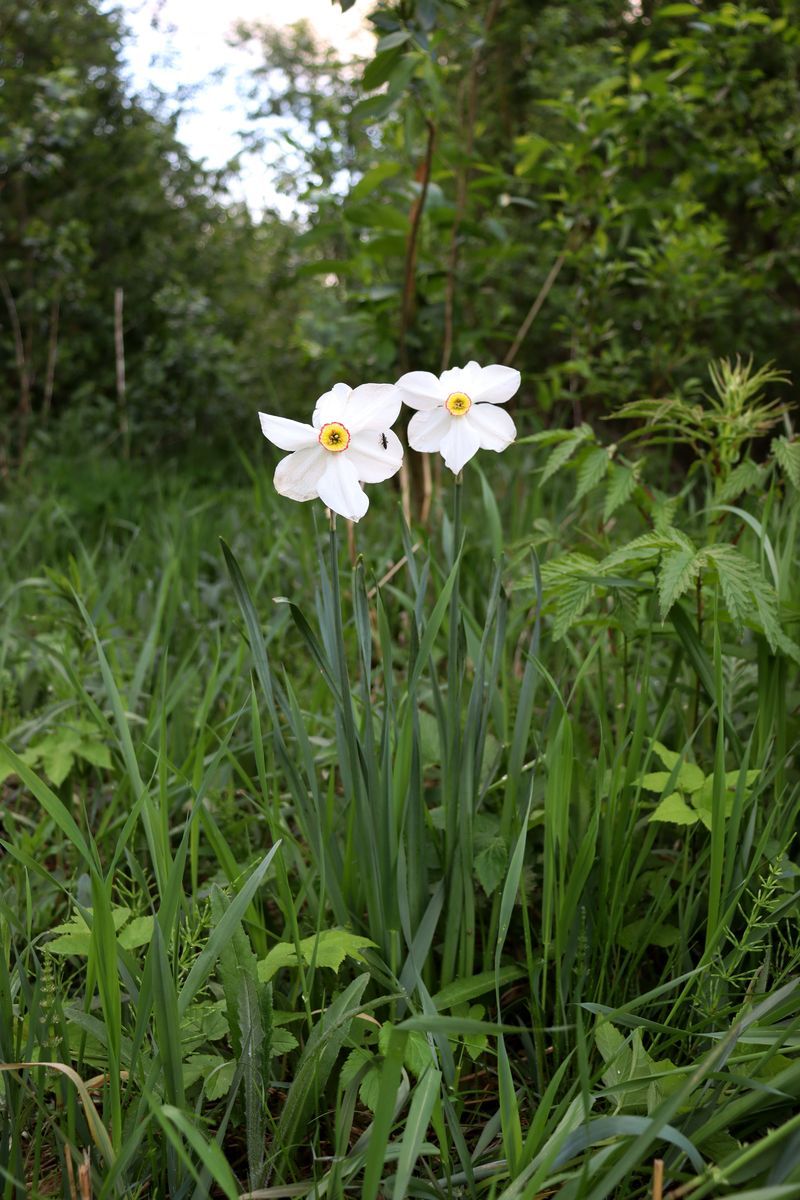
[
  {"left": 445, "top": 391, "right": 472, "bottom": 417},
  {"left": 318, "top": 421, "right": 351, "bottom": 452}
]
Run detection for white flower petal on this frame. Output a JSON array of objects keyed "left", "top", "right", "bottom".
[
  {"left": 259, "top": 412, "right": 318, "bottom": 451},
  {"left": 407, "top": 407, "right": 452, "bottom": 452},
  {"left": 439, "top": 362, "right": 484, "bottom": 396},
  {"left": 470, "top": 364, "right": 521, "bottom": 405},
  {"left": 394, "top": 371, "right": 444, "bottom": 411},
  {"left": 344, "top": 383, "right": 402, "bottom": 432},
  {"left": 439, "top": 418, "right": 481, "bottom": 475},
  {"left": 273, "top": 446, "right": 327, "bottom": 501},
  {"left": 313, "top": 382, "right": 352, "bottom": 428},
  {"left": 466, "top": 402, "right": 517, "bottom": 451},
  {"left": 317, "top": 456, "right": 370, "bottom": 522},
  {"left": 347, "top": 429, "right": 404, "bottom": 483}
]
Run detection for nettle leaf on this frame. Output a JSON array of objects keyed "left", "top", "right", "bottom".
[
  {"left": 602, "top": 528, "right": 687, "bottom": 575},
  {"left": 705, "top": 544, "right": 782, "bottom": 650},
  {"left": 657, "top": 543, "right": 703, "bottom": 619},
  {"left": 715, "top": 459, "right": 764, "bottom": 504},
  {"left": 773, "top": 436, "right": 800, "bottom": 489},
  {"left": 573, "top": 445, "right": 611, "bottom": 505},
  {"left": 603, "top": 463, "right": 638, "bottom": 522},
  {"left": 257, "top": 930, "right": 376, "bottom": 982},
  {"left": 542, "top": 552, "right": 599, "bottom": 640},
  {"left": 649, "top": 793, "right": 699, "bottom": 826},
  {"left": 613, "top": 584, "right": 640, "bottom": 637},
  {"left": 474, "top": 836, "right": 508, "bottom": 896},
  {"left": 539, "top": 425, "right": 594, "bottom": 486}
]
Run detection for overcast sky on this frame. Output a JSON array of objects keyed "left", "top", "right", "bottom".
[{"left": 114, "top": 0, "right": 375, "bottom": 213}]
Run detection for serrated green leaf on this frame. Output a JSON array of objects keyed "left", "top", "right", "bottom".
[
  {"left": 603, "top": 463, "right": 638, "bottom": 521},
  {"left": 48, "top": 907, "right": 130, "bottom": 956},
  {"left": 341, "top": 1046, "right": 381, "bottom": 1111},
  {"left": 452, "top": 1005, "right": 488, "bottom": 1059},
  {"left": 714, "top": 459, "right": 763, "bottom": 503},
  {"left": 574, "top": 445, "right": 611, "bottom": 505},
  {"left": 539, "top": 426, "right": 593, "bottom": 486},
  {"left": 205, "top": 1059, "right": 237, "bottom": 1101},
  {"left": 76, "top": 741, "right": 112, "bottom": 770},
  {"left": 677, "top": 761, "right": 706, "bottom": 793},
  {"left": 773, "top": 437, "right": 800, "bottom": 489},
  {"left": 652, "top": 742, "right": 680, "bottom": 770},
  {"left": 379, "top": 1024, "right": 431, "bottom": 1078},
  {"left": 118, "top": 916, "right": 154, "bottom": 950},
  {"left": 271, "top": 1027, "right": 299, "bottom": 1057},
  {"left": 257, "top": 930, "right": 376, "bottom": 982},
  {"left": 649, "top": 793, "right": 699, "bottom": 825},
  {"left": 640, "top": 772, "right": 672, "bottom": 793},
  {"left": 658, "top": 543, "right": 702, "bottom": 619},
  {"left": 474, "top": 836, "right": 508, "bottom": 896}
]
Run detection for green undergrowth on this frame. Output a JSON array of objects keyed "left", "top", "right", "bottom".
[{"left": 1, "top": 427, "right": 799, "bottom": 1200}]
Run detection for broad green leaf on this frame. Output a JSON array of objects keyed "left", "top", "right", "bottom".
[
  {"left": 618, "top": 920, "right": 680, "bottom": 951},
  {"left": 257, "top": 930, "right": 376, "bottom": 981},
  {"left": 474, "top": 836, "right": 508, "bottom": 896},
  {"left": 118, "top": 915, "right": 154, "bottom": 950},
  {"left": 350, "top": 162, "right": 402, "bottom": 202},
  {"left": 48, "top": 907, "right": 131, "bottom": 956},
  {"left": 649, "top": 793, "right": 699, "bottom": 825},
  {"left": 341, "top": 1046, "right": 381, "bottom": 1111},
  {"left": 640, "top": 772, "right": 672, "bottom": 793}
]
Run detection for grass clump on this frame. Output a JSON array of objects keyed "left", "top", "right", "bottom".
[{"left": 1, "top": 372, "right": 799, "bottom": 1199}]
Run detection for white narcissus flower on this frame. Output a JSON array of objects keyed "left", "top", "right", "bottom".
[
  {"left": 395, "top": 361, "right": 521, "bottom": 474},
  {"left": 258, "top": 382, "right": 403, "bottom": 522}
]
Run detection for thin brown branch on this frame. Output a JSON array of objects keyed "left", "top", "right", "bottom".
[
  {"left": 441, "top": 0, "right": 503, "bottom": 373},
  {"left": 399, "top": 118, "right": 436, "bottom": 372},
  {"left": 114, "top": 286, "right": 130, "bottom": 459},
  {"left": 504, "top": 248, "right": 568, "bottom": 367},
  {"left": 0, "top": 272, "right": 31, "bottom": 423},
  {"left": 43, "top": 294, "right": 60, "bottom": 418}
]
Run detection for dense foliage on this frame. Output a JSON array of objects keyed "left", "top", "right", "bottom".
[{"left": 1, "top": 1, "right": 799, "bottom": 1198}]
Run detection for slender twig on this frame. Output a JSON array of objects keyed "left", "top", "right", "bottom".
[
  {"left": 114, "top": 286, "right": 130, "bottom": 459},
  {"left": 398, "top": 118, "right": 436, "bottom": 523},
  {"left": 504, "top": 248, "right": 568, "bottom": 367},
  {"left": 441, "top": 0, "right": 503, "bottom": 374},
  {"left": 652, "top": 1159, "right": 664, "bottom": 1200},
  {"left": 367, "top": 541, "right": 422, "bottom": 599},
  {"left": 398, "top": 118, "right": 436, "bottom": 372},
  {"left": 0, "top": 272, "right": 31, "bottom": 453},
  {"left": 43, "top": 293, "right": 60, "bottom": 419}
]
